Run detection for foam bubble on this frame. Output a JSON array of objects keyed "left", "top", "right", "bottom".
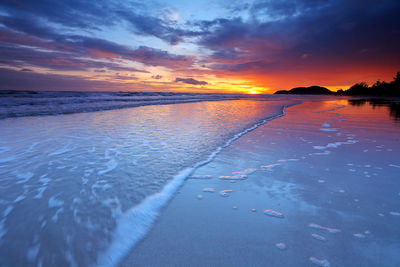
[
  {"left": 98, "top": 159, "right": 118, "bottom": 175},
  {"left": 260, "top": 163, "right": 280, "bottom": 170},
  {"left": 48, "top": 196, "right": 64, "bottom": 208},
  {"left": 219, "top": 189, "right": 233, "bottom": 197},
  {"left": 14, "top": 195, "right": 26, "bottom": 203},
  {"left": 189, "top": 174, "right": 213, "bottom": 179},
  {"left": 309, "top": 256, "right": 330, "bottom": 267},
  {"left": 353, "top": 233, "right": 366, "bottom": 239},
  {"left": 219, "top": 174, "right": 247, "bottom": 180},
  {"left": 48, "top": 144, "right": 72, "bottom": 156},
  {"left": 26, "top": 244, "right": 40, "bottom": 262},
  {"left": 34, "top": 187, "right": 47, "bottom": 199},
  {"left": 15, "top": 172, "right": 34, "bottom": 184},
  {"left": 390, "top": 211, "right": 400, "bottom": 216},
  {"left": 202, "top": 187, "right": 215, "bottom": 193},
  {"left": 197, "top": 194, "right": 203, "bottom": 200},
  {"left": 309, "top": 223, "right": 341, "bottom": 233},
  {"left": 264, "top": 209, "right": 284, "bottom": 218},
  {"left": 320, "top": 128, "right": 338, "bottom": 132},
  {"left": 276, "top": 242, "right": 287, "bottom": 250},
  {"left": 2, "top": 206, "right": 13, "bottom": 217},
  {"left": 51, "top": 208, "right": 64, "bottom": 222},
  {"left": 277, "top": 159, "right": 299, "bottom": 162},
  {"left": 312, "top": 233, "right": 327, "bottom": 241}
]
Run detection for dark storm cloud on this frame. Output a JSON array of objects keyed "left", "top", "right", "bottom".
[
  {"left": 175, "top": 78, "right": 208, "bottom": 85},
  {"left": 0, "top": 68, "right": 130, "bottom": 91},
  {"left": 199, "top": 0, "right": 400, "bottom": 72}
]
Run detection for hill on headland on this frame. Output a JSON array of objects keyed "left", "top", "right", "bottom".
[
  {"left": 275, "top": 86, "right": 333, "bottom": 95},
  {"left": 274, "top": 72, "right": 400, "bottom": 97}
]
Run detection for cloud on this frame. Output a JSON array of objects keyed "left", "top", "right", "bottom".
[
  {"left": 198, "top": 0, "right": 400, "bottom": 75},
  {"left": 175, "top": 78, "right": 208, "bottom": 85},
  {"left": 0, "top": 22, "right": 193, "bottom": 71},
  {"left": 0, "top": 0, "right": 201, "bottom": 44},
  {"left": 152, "top": 75, "right": 163, "bottom": 79},
  {"left": 0, "top": 68, "right": 130, "bottom": 91}
]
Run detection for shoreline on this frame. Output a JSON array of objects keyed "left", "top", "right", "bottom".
[
  {"left": 97, "top": 103, "right": 298, "bottom": 266},
  {"left": 120, "top": 99, "right": 400, "bottom": 266}
]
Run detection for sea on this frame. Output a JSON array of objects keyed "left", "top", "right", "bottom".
[{"left": 0, "top": 91, "right": 302, "bottom": 266}]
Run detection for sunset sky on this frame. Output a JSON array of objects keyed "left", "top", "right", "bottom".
[{"left": 0, "top": 0, "right": 399, "bottom": 94}]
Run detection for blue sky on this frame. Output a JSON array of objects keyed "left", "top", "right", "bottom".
[{"left": 0, "top": 0, "right": 399, "bottom": 93}]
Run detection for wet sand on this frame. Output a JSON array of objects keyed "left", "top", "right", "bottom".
[{"left": 121, "top": 99, "right": 400, "bottom": 266}]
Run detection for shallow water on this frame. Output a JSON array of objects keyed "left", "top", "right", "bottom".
[{"left": 0, "top": 97, "right": 299, "bottom": 266}]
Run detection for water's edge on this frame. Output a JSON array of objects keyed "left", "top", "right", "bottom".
[{"left": 96, "top": 102, "right": 300, "bottom": 267}]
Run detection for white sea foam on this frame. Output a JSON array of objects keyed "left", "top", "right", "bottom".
[
  {"left": 48, "top": 196, "right": 64, "bottom": 208},
  {"left": 202, "top": 187, "right": 215, "bottom": 193},
  {"left": 219, "top": 174, "right": 247, "bottom": 180},
  {"left": 276, "top": 242, "right": 287, "bottom": 250},
  {"left": 264, "top": 209, "right": 284, "bottom": 218},
  {"left": 189, "top": 174, "right": 213, "bottom": 179},
  {"left": 309, "top": 151, "right": 331, "bottom": 156},
  {"left": 389, "top": 164, "right": 400, "bottom": 168},
  {"left": 48, "top": 144, "right": 72, "bottom": 156},
  {"left": 15, "top": 172, "right": 34, "bottom": 184},
  {"left": 353, "top": 233, "right": 366, "bottom": 239},
  {"left": 26, "top": 244, "right": 40, "bottom": 262},
  {"left": 320, "top": 128, "right": 338, "bottom": 132},
  {"left": 313, "top": 139, "right": 358, "bottom": 150},
  {"left": 219, "top": 189, "right": 233, "bottom": 197},
  {"left": 2, "top": 206, "right": 13, "bottom": 217},
  {"left": 13, "top": 195, "right": 26, "bottom": 203},
  {"left": 261, "top": 163, "right": 281, "bottom": 170},
  {"left": 312, "top": 233, "right": 327, "bottom": 241},
  {"left": 309, "top": 223, "right": 341, "bottom": 233},
  {"left": 51, "top": 208, "right": 64, "bottom": 222},
  {"left": 97, "top": 105, "right": 292, "bottom": 267},
  {"left": 309, "top": 256, "right": 330, "bottom": 267},
  {"left": 277, "top": 159, "right": 299, "bottom": 162},
  {"left": 98, "top": 159, "right": 118, "bottom": 175},
  {"left": 0, "top": 219, "right": 6, "bottom": 241}
]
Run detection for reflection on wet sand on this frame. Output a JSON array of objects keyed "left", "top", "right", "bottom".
[{"left": 348, "top": 99, "right": 400, "bottom": 122}]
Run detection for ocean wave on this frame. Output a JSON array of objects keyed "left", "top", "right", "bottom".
[{"left": 0, "top": 91, "right": 259, "bottom": 119}]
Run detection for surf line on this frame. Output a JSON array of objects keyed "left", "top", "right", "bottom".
[{"left": 97, "top": 102, "right": 299, "bottom": 267}]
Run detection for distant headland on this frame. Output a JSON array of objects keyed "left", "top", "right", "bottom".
[{"left": 275, "top": 72, "right": 400, "bottom": 97}]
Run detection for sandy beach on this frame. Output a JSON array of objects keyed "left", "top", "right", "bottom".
[{"left": 121, "top": 99, "right": 400, "bottom": 266}]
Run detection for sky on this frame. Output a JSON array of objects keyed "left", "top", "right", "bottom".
[{"left": 0, "top": 0, "right": 399, "bottom": 94}]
